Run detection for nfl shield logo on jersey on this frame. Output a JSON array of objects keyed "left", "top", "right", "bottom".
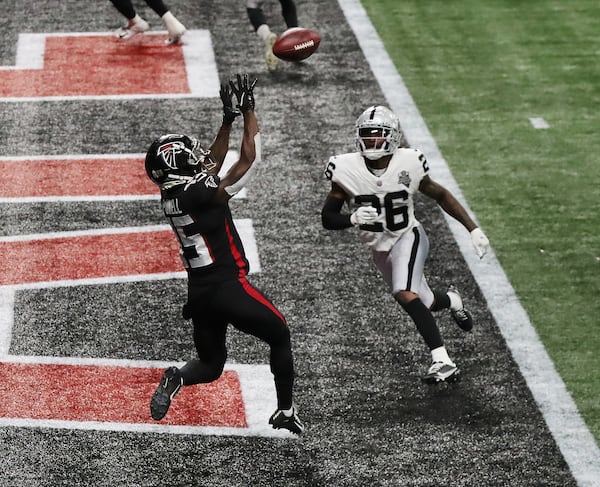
[{"left": 398, "top": 170, "right": 411, "bottom": 187}]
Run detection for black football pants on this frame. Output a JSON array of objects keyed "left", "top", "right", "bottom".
[{"left": 180, "top": 276, "right": 294, "bottom": 410}]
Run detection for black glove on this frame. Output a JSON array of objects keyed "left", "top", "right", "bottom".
[
  {"left": 220, "top": 83, "right": 240, "bottom": 125},
  {"left": 229, "top": 73, "right": 258, "bottom": 113}
]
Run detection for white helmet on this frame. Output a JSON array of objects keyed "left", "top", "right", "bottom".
[{"left": 355, "top": 105, "right": 402, "bottom": 160}]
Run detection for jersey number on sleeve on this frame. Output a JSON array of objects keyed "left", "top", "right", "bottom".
[{"left": 355, "top": 191, "right": 409, "bottom": 232}]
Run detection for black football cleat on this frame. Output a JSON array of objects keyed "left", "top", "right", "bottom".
[
  {"left": 448, "top": 285, "right": 473, "bottom": 332},
  {"left": 269, "top": 406, "right": 305, "bottom": 435},
  {"left": 150, "top": 366, "right": 183, "bottom": 420},
  {"left": 423, "top": 361, "right": 460, "bottom": 384}
]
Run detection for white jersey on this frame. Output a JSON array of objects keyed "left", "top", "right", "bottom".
[{"left": 326, "top": 148, "right": 429, "bottom": 251}]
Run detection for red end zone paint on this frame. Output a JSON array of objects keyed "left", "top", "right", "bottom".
[
  {"left": 0, "top": 157, "right": 153, "bottom": 198},
  {"left": 0, "top": 362, "right": 246, "bottom": 427},
  {"left": 0, "top": 230, "right": 182, "bottom": 286},
  {"left": 0, "top": 35, "right": 189, "bottom": 98}
]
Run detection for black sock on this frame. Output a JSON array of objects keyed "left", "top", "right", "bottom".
[
  {"left": 247, "top": 7, "right": 267, "bottom": 31},
  {"left": 280, "top": 0, "right": 298, "bottom": 28},
  {"left": 430, "top": 289, "right": 450, "bottom": 312},
  {"left": 402, "top": 298, "right": 444, "bottom": 350}
]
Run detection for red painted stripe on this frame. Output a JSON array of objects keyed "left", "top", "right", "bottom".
[
  {"left": 0, "top": 362, "right": 246, "bottom": 427},
  {"left": 224, "top": 219, "right": 247, "bottom": 279},
  {"left": 240, "top": 278, "right": 287, "bottom": 325},
  {"left": 0, "top": 35, "right": 189, "bottom": 98},
  {"left": 0, "top": 157, "right": 154, "bottom": 198},
  {"left": 0, "top": 230, "right": 183, "bottom": 285}
]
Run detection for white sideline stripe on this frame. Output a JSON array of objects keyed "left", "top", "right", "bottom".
[
  {"left": 0, "top": 359, "right": 293, "bottom": 438},
  {"left": 530, "top": 117, "right": 550, "bottom": 129},
  {"left": 339, "top": 1, "right": 600, "bottom": 485},
  {"left": 0, "top": 30, "right": 218, "bottom": 101}
]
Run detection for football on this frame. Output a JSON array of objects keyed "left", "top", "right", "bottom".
[{"left": 272, "top": 27, "right": 321, "bottom": 62}]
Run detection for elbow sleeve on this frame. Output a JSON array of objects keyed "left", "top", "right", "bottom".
[{"left": 321, "top": 196, "right": 352, "bottom": 230}]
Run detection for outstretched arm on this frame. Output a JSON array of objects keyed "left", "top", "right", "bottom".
[
  {"left": 204, "top": 83, "right": 241, "bottom": 175},
  {"left": 419, "top": 175, "right": 478, "bottom": 231},
  {"left": 214, "top": 74, "right": 260, "bottom": 203},
  {"left": 419, "top": 175, "right": 490, "bottom": 258}
]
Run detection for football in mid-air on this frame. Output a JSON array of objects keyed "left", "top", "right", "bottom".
[{"left": 272, "top": 27, "right": 321, "bottom": 62}]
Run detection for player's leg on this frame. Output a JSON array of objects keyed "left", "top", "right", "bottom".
[
  {"left": 143, "top": 0, "right": 186, "bottom": 43},
  {"left": 110, "top": 0, "right": 150, "bottom": 39},
  {"left": 373, "top": 225, "right": 459, "bottom": 383},
  {"left": 218, "top": 278, "right": 304, "bottom": 434},
  {"left": 246, "top": 0, "right": 279, "bottom": 71},
  {"left": 181, "top": 318, "right": 229, "bottom": 385},
  {"left": 278, "top": 0, "right": 298, "bottom": 28},
  {"left": 430, "top": 285, "right": 473, "bottom": 332},
  {"left": 109, "top": 0, "right": 135, "bottom": 18},
  {"left": 150, "top": 293, "right": 228, "bottom": 421}
]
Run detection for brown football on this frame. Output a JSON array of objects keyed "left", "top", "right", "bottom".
[{"left": 272, "top": 27, "right": 321, "bottom": 62}]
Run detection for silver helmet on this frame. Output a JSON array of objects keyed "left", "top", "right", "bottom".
[{"left": 355, "top": 106, "right": 402, "bottom": 160}]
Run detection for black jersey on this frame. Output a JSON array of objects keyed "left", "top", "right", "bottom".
[{"left": 160, "top": 172, "right": 249, "bottom": 284}]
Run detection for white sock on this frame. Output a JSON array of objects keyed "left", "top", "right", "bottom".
[
  {"left": 257, "top": 24, "right": 272, "bottom": 42},
  {"left": 431, "top": 346, "right": 454, "bottom": 366},
  {"left": 281, "top": 406, "right": 294, "bottom": 417},
  {"left": 447, "top": 290, "right": 462, "bottom": 311}
]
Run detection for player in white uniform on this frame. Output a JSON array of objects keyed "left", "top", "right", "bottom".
[{"left": 321, "top": 105, "right": 490, "bottom": 383}]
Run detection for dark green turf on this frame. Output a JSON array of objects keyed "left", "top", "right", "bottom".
[{"left": 361, "top": 0, "right": 600, "bottom": 445}]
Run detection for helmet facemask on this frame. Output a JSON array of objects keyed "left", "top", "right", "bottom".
[
  {"left": 355, "top": 106, "right": 402, "bottom": 160},
  {"left": 189, "top": 137, "right": 216, "bottom": 172}
]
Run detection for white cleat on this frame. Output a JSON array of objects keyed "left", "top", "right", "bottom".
[
  {"left": 264, "top": 32, "right": 279, "bottom": 71},
  {"left": 117, "top": 14, "right": 149, "bottom": 40},
  {"left": 423, "top": 361, "right": 460, "bottom": 384},
  {"left": 162, "top": 12, "right": 186, "bottom": 44}
]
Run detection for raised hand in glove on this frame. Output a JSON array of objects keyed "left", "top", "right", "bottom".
[
  {"left": 470, "top": 227, "right": 490, "bottom": 259},
  {"left": 220, "top": 82, "right": 240, "bottom": 125},
  {"left": 229, "top": 73, "right": 258, "bottom": 113},
  {"left": 350, "top": 206, "right": 379, "bottom": 226}
]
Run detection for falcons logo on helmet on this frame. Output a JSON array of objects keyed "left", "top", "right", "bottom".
[{"left": 157, "top": 141, "right": 193, "bottom": 169}]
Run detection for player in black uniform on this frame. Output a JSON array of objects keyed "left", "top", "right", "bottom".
[{"left": 145, "top": 74, "right": 304, "bottom": 434}]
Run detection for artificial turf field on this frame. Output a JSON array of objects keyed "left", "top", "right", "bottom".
[
  {"left": 0, "top": 1, "right": 598, "bottom": 486},
  {"left": 362, "top": 0, "right": 600, "bottom": 448}
]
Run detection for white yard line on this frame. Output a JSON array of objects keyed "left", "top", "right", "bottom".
[
  {"left": 0, "top": 357, "right": 291, "bottom": 438},
  {"left": 339, "top": 1, "right": 600, "bottom": 485},
  {"left": 0, "top": 31, "right": 219, "bottom": 101},
  {"left": 530, "top": 117, "right": 550, "bottom": 129}
]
